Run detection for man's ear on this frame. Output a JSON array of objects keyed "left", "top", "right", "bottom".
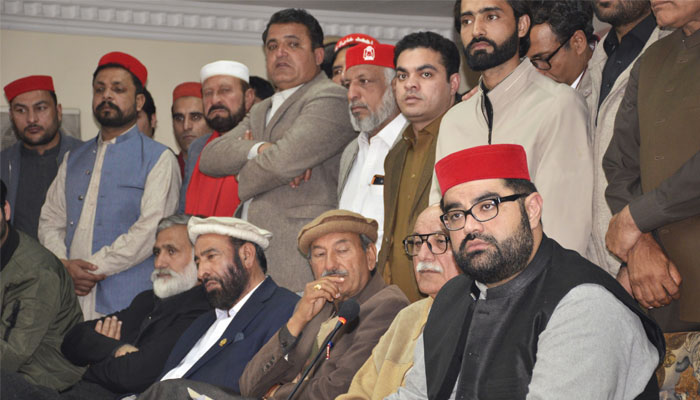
[
  {"left": 135, "top": 93, "right": 146, "bottom": 112},
  {"left": 314, "top": 47, "right": 325, "bottom": 66},
  {"left": 239, "top": 242, "right": 256, "bottom": 270},
  {"left": 449, "top": 73, "right": 461, "bottom": 96},
  {"left": 524, "top": 192, "right": 543, "bottom": 230},
  {"left": 244, "top": 88, "right": 255, "bottom": 113},
  {"left": 571, "top": 30, "right": 588, "bottom": 55},
  {"left": 56, "top": 103, "right": 63, "bottom": 126},
  {"left": 3, "top": 201, "right": 11, "bottom": 222},
  {"left": 365, "top": 242, "right": 377, "bottom": 272},
  {"left": 517, "top": 14, "right": 531, "bottom": 38}
]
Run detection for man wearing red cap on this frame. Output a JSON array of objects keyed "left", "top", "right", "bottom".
[
  {"left": 388, "top": 144, "right": 664, "bottom": 399},
  {"left": 378, "top": 31, "right": 461, "bottom": 302},
  {"left": 178, "top": 61, "right": 254, "bottom": 217},
  {"left": 1, "top": 75, "right": 82, "bottom": 240},
  {"left": 171, "top": 81, "right": 210, "bottom": 178},
  {"left": 199, "top": 9, "right": 355, "bottom": 293},
  {"left": 39, "top": 51, "right": 181, "bottom": 320},
  {"left": 338, "top": 43, "right": 406, "bottom": 256},
  {"left": 331, "top": 33, "right": 379, "bottom": 85},
  {"left": 431, "top": 0, "right": 592, "bottom": 257}
]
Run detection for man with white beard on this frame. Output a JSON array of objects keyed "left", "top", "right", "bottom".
[
  {"left": 59, "top": 214, "right": 211, "bottom": 399},
  {"left": 337, "top": 42, "right": 407, "bottom": 253}
]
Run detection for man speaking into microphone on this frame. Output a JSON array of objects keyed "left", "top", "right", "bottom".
[{"left": 240, "top": 210, "right": 409, "bottom": 400}]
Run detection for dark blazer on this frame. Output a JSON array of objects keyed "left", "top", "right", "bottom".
[
  {"left": 158, "top": 277, "right": 299, "bottom": 393},
  {"left": 61, "top": 285, "right": 211, "bottom": 394}
]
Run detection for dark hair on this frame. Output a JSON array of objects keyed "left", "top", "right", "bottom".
[
  {"left": 230, "top": 237, "right": 268, "bottom": 274},
  {"left": 530, "top": 0, "right": 595, "bottom": 45},
  {"left": 503, "top": 178, "right": 538, "bottom": 196},
  {"left": 141, "top": 87, "right": 156, "bottom": 119},
  {"left": 249, "top": 76, "right": 275, "bottom": 100},
  {"left": 321, "top": 42, "right": 338, "bottom": 78},
  {"left": 262, "top": 8, "right": 324, "bottom": 49},
  {"left": 394, "top": 31, "right": 461, "bottom": 79},
  {"left": 453, "top": 0, "right": 531, "bottom": 56},
  {"left": 92, "top": 63, "right": 145, "bottom": 95}
]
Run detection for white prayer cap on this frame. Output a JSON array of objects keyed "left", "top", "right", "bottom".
[
  {"left": 200, "top": 60, "right": 250, "bottom": 84},
  {"left": 188, "top": 216, "right": 272, "bottom": 249}
]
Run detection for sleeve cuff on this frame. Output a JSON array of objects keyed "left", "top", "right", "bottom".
[
  {"left": 248, "top": 142, "right": 264, "bottom": 160},
  {"left": 629, "top": 193, "right": 665, "bottom": 233},
  {"left": 278, "top": 324, "right": 299, "bottom": 354}
]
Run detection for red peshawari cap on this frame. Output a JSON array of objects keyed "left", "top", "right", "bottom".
[
  {"left": 334, "top": 33, "right": 378, "bottom": 53},
  {"left": 98, "top": 51, "right": 148, "bottom": 85},
  {"left": 4, "top": 75, "right": 54, "bottom": 102},
  {"left": 173, "top": 82, "right": 202, "bottom": 102},
  {"left": 435, "top": 144, "right": 531, "bottom": 196},
  {"left": 345, "top": 43, "right": 395, "bottom": 70}
]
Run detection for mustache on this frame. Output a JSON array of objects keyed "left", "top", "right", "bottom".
[
  {"left": 467, "top": 37, "right": 497, "bottom": 51},
  {"left": 24, "top": 124, "right": 43, "bottom": 132},
  {"left": 96, "top": 101, "right": 119, "bottom": 111},
  {"left": 321, "top": 269, "right": 349, "bottom": 278},
  {"left": 459, "top": 232, "right": 498, "bottom": 252},
  {"left": 207, "top": 104, "right": 230, "bottom": 115},
  {"left": 416, "top": 262, "right": 444, "bottom": 273}
]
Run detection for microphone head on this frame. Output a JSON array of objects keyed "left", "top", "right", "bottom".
[{"left": 337, "top": 299, "right": 360, "bottom": 325}]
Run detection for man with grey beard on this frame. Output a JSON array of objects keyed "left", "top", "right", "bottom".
[
  {"left": 60, "top": 214, "right": 210, "bottom": 399},
  {"left": 338, "top": 43, "right": 406, "bottom": 254}
]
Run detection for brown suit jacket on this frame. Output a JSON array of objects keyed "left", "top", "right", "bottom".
[
  {"left": 376, "top": 123, "right": 439, "bottom": 301},
  {"left": 239, "top": 273, "right": 409, "bottom": 400},
  {"left": 199, "top": 73, "right": 356, "bottom": 292}
]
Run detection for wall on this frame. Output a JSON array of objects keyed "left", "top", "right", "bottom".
[{"left": 1, "top": 29, "right": 268, "bottom": 151}]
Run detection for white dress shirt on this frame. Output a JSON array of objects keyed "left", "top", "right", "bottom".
[
  {"left": 339, "top": 114, "right": 406, "bottom": 252},
  {"left": 241, "top": 85, "right": 302, "bottom": 220},
  {"left": 160, "top": 279, "right": 264, "bottom": 380}
]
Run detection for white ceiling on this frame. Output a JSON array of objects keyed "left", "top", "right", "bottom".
[{"left": 199, "top": 0, "right": 456, "bottom": 17}]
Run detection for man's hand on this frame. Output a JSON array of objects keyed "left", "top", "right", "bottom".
[
  {"left": 286, "top": 276, "right": 345, "bottom": 337},
  {"left": 114, "top": 344, "right": 139, "bottom": 358},
  {"left": 606, "top": 205, "right": 643, "bottom": 262},
  {"left": 95, "top": 316, "right": 122, "bottom": 340},
  {"left": 461, "top": 86, "right": 478, "bottom": 102},
  {"left": 626, "top": 233, "right": 682, "bottom": 309},
  {"left": 61, "top": 259, "right": 106, "bottom": 296},
  {"left": 289, "top": 169, "right": 312, "bottom": 188},
  {"left": 616, "top": 265, "right": 632, "bottom": 296}
]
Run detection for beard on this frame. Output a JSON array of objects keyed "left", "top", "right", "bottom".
[
  {"left": 151, "top": 261, "right": 198, "bottom": 299},
  {"left": 205, "top": 103, "right": 246, "bottom": 133},
  {"left": 11, "top": 117, "right": 60, "bottom": 147},
  {"left": 349, "top": 87, "right": 398, "bottom": 133},
  {"left": 465, "top": 28, "right": 520, "bottom": 72},
  {"left": 94, "top": 100, "right": 138, "bottom": 128},
  {"left": 594, "top": 0, "right": 649, "bottom": 26},
  {"left": 454, "top": 206, "right": 534, "bottom": 284},
  {"left": 203, "top": 250, "right": 250, "bottom": 310}
]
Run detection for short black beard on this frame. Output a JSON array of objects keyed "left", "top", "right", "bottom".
[
  {"left": 204, "top": 249, "right": 250, "bottom": 310},
  {"left": 465, "top": 28, "right": 520, "bottom": 72},
  {"left": 11, "top": 118, "right": 60, "bottom": 147},
  {"left": 94, "top": 101, "right": 138, "bottom": 128},
  {"left": 454, "top": 206, "right": 534, "bottom": 284},
  {"left": 205, "top": 103, "right": 246, "bottom": 133},
  {"left": 594, "top": 0, "right": 650, "bottom": 27}
]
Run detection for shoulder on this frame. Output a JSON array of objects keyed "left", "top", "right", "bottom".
[
  {"left": 1, "top": 142, "right": 21, "bottom": 158},
  {"left": 10, "top": 231, "right": 66, "bottom": 280},
  {"left": 301, "top": 73, "right": 348, "bottom": 100},
  {"left": 393, "top": 297, "right": 432, "bottom": 323},
  {"left": 363, "top": 284, "right": 410, "bottom": 315},
  {"left": 61, "top": 134, "right": 84, "bottom": 148},
  {"left": 189, "top": 133, "right": 212, "bottom": 155},
  {"left": 442, "top": 97, "right": 477, "bottom": 122}
]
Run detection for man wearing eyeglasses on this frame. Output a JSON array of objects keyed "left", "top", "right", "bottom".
[
  {"left": 526, "top": 0, "right": 596, "bottom": 89},
  {"left": 430, "top": 0, "right": 592, "bottom": 257},
  {"left": 338, "top": 204, "right": 460, "bottom": 400},
  {"left": 388, "top": 144, "right": 663, "bottom": 400}
]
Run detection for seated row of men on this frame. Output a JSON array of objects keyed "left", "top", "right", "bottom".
[{"left": 0, "top": 144, "right": 664, "bottom": 399}]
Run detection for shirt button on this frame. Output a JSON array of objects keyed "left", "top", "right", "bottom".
[
  {"left": 78, "top": 195, "right": 84, "bottom": 201},
  {"left": 86, "top": 170, "right": 91, "bottom": 175},
  {"left": 69, "top": 221, "right": 74, "bottom": 226}
]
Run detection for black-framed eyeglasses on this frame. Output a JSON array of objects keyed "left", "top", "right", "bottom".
[
  {"left": 440, "top": 193, "right": 527, "bottom": 231},
  {"left": 530, "top": 35, "right": 572, "bottom": 71},
  {"left": 403, "top": 233, "right": 450, "bottom": 257}
]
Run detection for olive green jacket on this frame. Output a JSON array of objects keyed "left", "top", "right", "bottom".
[{"left": 1, "top": 228, "right": 84, "bottom": 390}]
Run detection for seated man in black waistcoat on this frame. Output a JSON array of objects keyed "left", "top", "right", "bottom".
[{"left": 387, "top": 144, "right": 665, "bottom": 400}]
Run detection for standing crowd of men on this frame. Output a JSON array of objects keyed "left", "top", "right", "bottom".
[{"left": 1, "top": 0, "right": 699, "bottom": 399}]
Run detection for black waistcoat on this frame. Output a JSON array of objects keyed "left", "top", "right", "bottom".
[{"left": 424, "top": 236, "right": 665, "bottom": 400}]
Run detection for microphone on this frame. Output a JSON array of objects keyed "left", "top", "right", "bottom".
[{"left": 285, "top": 299, "right": 360, "bottom": 400}]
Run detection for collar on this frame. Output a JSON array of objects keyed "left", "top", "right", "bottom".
[
  {"left": 98, "top": 124, "right": 139, "bottom": 145},
  {"left": 402, "top": 111, "right": 446, "bottom": 145},
  {"left": 347, "top": 272, "right": 386, "bottom": 308},
  {"left": 683, "top": 27, "right": 700, "bottom": 49},
  {"left": 271, "top": 84, "right": 303, "bottom": 107},
  {"left": 19, "top": 136, "right": 61, "bottom": 157},
  {"left": 474, "top": 235, "right": 552, "bottom": 300},
  {"left": 361, "top": 113, "right": 407, "bottom": 147},
  {"left": 571, "top": 68, "right": 586, "bottom": 89},
  {"left": 0, "top": 226, "right": 20, "bottom": 272},
  {"left": 214, "top": 277, "right": 265, "bottom": 319},
  {"left": 603, "top": 13, "right": 657, "bottom": 55},
  {"left": 477, "top": 59, "right": 532, "bottom": 109}
]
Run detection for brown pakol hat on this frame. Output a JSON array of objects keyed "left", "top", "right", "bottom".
[{"left": 297, "top": 209, "right": 378, "bottom": 255}]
